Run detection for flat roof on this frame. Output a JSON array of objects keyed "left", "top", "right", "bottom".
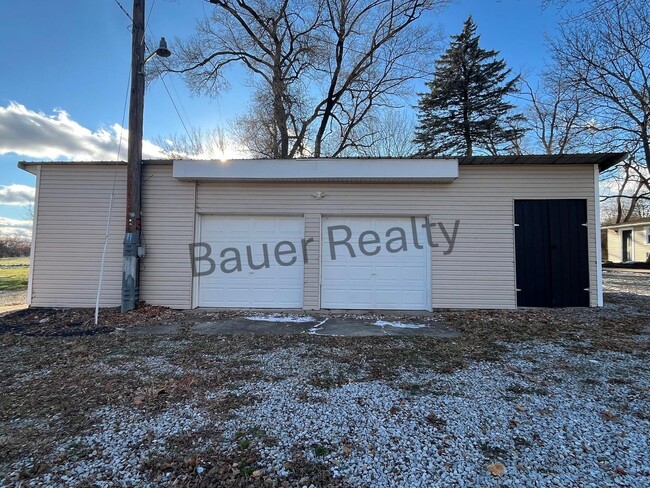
[{"left": 18, "top": 153, "right": 627, "bottom": 175}]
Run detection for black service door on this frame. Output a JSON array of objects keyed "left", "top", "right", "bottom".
[
  {"left": 622, "top": 230, "right": 632, "bottom": 262},
  {"left": 515, "top": 199, "right": 590, "bottom": 307}
]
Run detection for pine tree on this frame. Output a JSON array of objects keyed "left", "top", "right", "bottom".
[{"left": 414, "top": 17, "right": 525, "bottom": 156}]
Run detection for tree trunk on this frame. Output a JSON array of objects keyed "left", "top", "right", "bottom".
[{"left": 272, "top": 69, "right": 290, "bottom": 159}]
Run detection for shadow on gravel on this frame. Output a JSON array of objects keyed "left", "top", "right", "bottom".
[{"left": 0, "top": 308, "right": 116, "bottom": 337}]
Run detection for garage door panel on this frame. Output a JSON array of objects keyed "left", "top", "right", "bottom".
[
  {"left": 321, "top": 217, "right": 430, "bottom": 310},
  {"left": 197, "top": 216, "right": 304, "bottom": 308},
  {"left": 349, "top": 290, "right": 373, "bottom": 302},
  {"left": 278, "top": 219, "right": 303, "bottom": 232},
  {"left": 375, "top": 290, "right": 399, "bottom": 303},
  {"left": 403, "top": 291, "right": 429, "bottom": 305},
  {"left": 251, "top": 289, "right": 275, "bottom": 302}
]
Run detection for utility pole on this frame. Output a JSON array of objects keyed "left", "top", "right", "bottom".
[{"left": 122, "top": 0, "right": 146, "bottom": 312}]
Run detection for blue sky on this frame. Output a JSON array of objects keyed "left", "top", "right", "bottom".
[{"left": 0, "top": 0, "right": 560, "bottom": 236}]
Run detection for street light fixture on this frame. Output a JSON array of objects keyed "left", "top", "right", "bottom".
[{"left": 145, "top": 37, "right": 172, "bottom": 64}]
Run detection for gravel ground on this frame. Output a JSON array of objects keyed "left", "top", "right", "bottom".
[
  {"left": 5, "top": 339, "right": 648, "bottom": 487},
  {"left": 0, "top": 290, "right": 26, "bottom": 308},
  {"left": 219, "top": 342, "right": 649, "bottom": 487},
  {"left": 1, "top": 272, "right": 648, "bottom": 487},
  {"left": 603, "top": 269, "right": 650, "bottom": 296}
]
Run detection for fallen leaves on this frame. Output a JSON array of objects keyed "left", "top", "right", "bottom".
[
  {"left": 487, "top": 462, "right": 506, "bottom": 476},
  {"left": 426, "top": 412, "right": 447, "bottom": 428},
  {"left": 600, "top": 410, "right": 621, "bottom": 422}
]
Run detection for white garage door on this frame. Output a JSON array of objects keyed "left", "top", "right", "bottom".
[
  {"left": 321, "top": 217, "right": 430, "bottom": 310},
  {"left": 196, "top": 216, "right": 304, "bottom": 308}
]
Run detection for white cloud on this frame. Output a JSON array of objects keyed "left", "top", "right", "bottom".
[
  {"left": 0, "top": 102, "right": 165, "bottom": 161},
  {"left": 0, "top": 184, "right": 35, "bottom": 206},
  {"left": 0, "top": 216, "right": 32, "bottom": 238}
]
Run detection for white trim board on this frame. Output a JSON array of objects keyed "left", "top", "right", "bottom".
[
  {"left": 594, "top": 166, "right": 603, "bottom": 307},
  {"left": 173, "top": 158, "right": 459, "bottom": 182},
  {"left": 27, "top": 165, "right": 41, "bottom": 306},
  {"left": 619, "top": 227, "right": 635, "bottom": 262}
]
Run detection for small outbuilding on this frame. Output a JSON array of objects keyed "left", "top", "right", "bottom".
[
  {"left": 19, "top": 153, "right": 625, "bottom": 311},
  {"left": 603, "top": 218, "right": 650, "bottom": 263}
]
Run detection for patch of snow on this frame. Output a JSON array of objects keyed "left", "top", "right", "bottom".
[
  {"left": 374, "top": 320, "right": 426, "bottom": 329},
  {"left": 307, "top": 318, "right": 329, "bottom": 335},
  {"left": 245, "top": 314, "right": 315, "bottom": 323}
]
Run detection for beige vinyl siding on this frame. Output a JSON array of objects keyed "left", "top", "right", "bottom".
[
  {"left": 633, "top": 226, "right": 650, "bottom": 262},
  {"left": 30, "top": 163, "right": 196, "bottom": 309},
  {"left": 30, "top": 162, "right": 598, "bottom": 310},
  {"left": 607, "top": 229, "right": 622, "bottom": 262},
  {"left": 196, "top": 164, "right": 598, "bottom": 309},
  {"left": 303, "top": 214, "right": 321, "bottom": 309},
  {"left": 606, "top": 225, "right": 650, "bottom": 263},
  {"left": 140, "top": 164, "right": 195, "bottom": 308},
  {"left": 30, "top": 165, "right": 126, "bottom": 307}
]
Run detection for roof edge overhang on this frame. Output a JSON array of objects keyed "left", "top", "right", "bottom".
[
  {"left": 602, "top": 219, "right": 650, "bottom": 229},
  {"left": 17, "top": 152, "right": 627, "bottom": 178},
  {"left": 17, "top": 159, "right": 175, "bottom": 173},
  {"left": 458, "top": 152, "right": 627, "bottom": 172},
  {"left": 172, "top": 158, "right": 459, "bottom": 182}
]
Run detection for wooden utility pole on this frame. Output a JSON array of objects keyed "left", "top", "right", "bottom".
[{"left": 122, "top": 0, "right": 146, "bottom": 312}]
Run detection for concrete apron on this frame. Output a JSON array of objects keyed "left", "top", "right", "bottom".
[{"left": 128, "top": 315, "right": 460, "bottom": 338}]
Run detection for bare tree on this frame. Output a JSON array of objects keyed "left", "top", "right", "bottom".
[
  {"left": 158, "top": 0, "right": 322, "bottom": 158},
  {"left": 551, "top": 0, "right": 650, "bottom": 168},
  {"left": 228, "top": 86, "right": 311, "bottom": 158},
  {"left": 600, "top": 155, "right": 650, "bottom": 223},
  {"left": 308, "top": 0, "right": 445, "bottom": 157},
  {"left": 22, "top": 204, "right": 34, "bottom": 221},
  {"left": 0, "top": 236, "right": 30, "bottom": 258},
  {"left": 164, "top": 0, "right": 447, "bottom": 158},
  {"left": 155, "top": 126, "right": 229, "bottom": 159},
  {"left": 542, "top": 0, "right": 639, "bottom": 14},
  {"left": 522, "top": 73, "right": 589, "bottom": 154},
  {"left": 549, "top": 0, "right": 650, "bottom": 219},
  {"left": 354, "top": 109, "right": 418, "bottom": 157}
]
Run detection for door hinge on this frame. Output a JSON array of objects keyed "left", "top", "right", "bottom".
[
  {"left": 583, "top": 288, "right": 590, "bottom": 291},
  {"left": 516, "top": 288, "right": 522, "bottom": 292},
  {"left": 514, "top": 223, "right": 520, "bottom": 227},
  {"left": 582, "top": 223, "right": 588, "bottom": 227}
]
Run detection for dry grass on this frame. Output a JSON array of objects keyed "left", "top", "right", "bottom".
[{"left": 0, "top": 257, "right": 30, "bottom": 266}]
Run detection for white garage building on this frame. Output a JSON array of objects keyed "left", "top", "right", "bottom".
[{"left": 19, "top": 154, "right": 624, "bottom": 311}]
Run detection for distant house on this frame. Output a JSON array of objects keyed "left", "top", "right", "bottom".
[
  {"left": 604, "top": 218, "right": 650, "bottom": 263},
  {"left": 19, "top": 153, "right": 625, "bottom": 310}
]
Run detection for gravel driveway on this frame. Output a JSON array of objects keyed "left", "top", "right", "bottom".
[
  {"left": 1, "top": 273, "right": 648, "bottom": 487},
  {"left": 603, "top": 269, "right": 650, "bottom": 296}
]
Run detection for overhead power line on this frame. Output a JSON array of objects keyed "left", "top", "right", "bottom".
[
  {"left": 161, "top": 73, "right": 193, "bottom": 140},
  {"left": 112, "top": 0, "right": 134, "bottom": 23}
]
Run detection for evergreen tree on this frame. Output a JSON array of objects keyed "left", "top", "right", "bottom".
[{"left": 414, "top": 17, "right": 525, "bottom": 156}]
